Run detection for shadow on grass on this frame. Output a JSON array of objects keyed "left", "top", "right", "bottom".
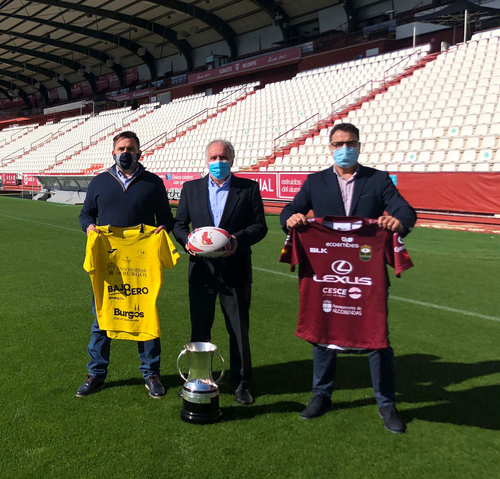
[
  {"left": 396, "top": 354, "right": 500, "bottom": 431},
  {"left": 104, "top": 374, "right": 183, "bottom": 392},
  {"left": 221, "top": 401, "right": 305, "bottom": 422},
  {"left": 102, "top": 354, "right": 500, "bottom": 430},
  {"left": 240, "top": 354, "right": 500, "bottom": 430}
]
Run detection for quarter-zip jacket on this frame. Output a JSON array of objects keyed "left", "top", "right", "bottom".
[{"left": 79, "top": 164, "right": 175, "bottom": 233}]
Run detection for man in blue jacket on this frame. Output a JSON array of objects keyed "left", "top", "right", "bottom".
[
  {"left": 77, "top": 131, "right": 175, "bottom": 399},
  {"left": 280, "top": 123, "right": 416, "bottom": 433}
]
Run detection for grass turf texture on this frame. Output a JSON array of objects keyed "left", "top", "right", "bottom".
[{"left": 0, "top": 196, "right": 499, "bottom": 478}]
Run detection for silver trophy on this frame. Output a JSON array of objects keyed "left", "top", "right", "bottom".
[{"left": 177, "top": 342, "right": 225, "bottom": 424}]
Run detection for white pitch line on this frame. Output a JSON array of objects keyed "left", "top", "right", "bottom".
[
  {"left": 253, "top": 266, "right": 500, "bottom": 323},
  {"left": 389, "top": 296, "right": 500, "bottom": 323},
  {"left": 0, "top": 214, "right": 82, "bottom": 233}
]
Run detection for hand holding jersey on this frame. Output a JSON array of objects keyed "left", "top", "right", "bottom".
[
  {"left": 280, "top": 123, "right": 416, "bottom": 432},
  {"left": 286, "top": 211, "right": 403, "bottom": 234},
  {"left": 77, "top": 131, "right": 176, "bottom": 399}
]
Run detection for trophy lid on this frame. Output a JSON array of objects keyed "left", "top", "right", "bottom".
[{"left": 184, "top": 342, "right": 218, "bottom": 353}]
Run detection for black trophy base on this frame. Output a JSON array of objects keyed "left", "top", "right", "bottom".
[{"left": 181, "top": 397, "right": 222, "bottom": 424}]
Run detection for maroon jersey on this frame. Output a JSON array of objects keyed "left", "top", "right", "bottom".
[{"left": 280, "top": 216, "right": 413, "bottom": 349}]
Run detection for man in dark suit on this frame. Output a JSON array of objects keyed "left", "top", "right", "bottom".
[
  {"left": 173, "top": 139, "right": 268, "bottom": 405},
  {"left": 280, "top": 123, "right": 416, "bottom": 433}
]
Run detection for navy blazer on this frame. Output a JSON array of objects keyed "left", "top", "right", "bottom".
[
  {"left": 280, "top": 165, "right": 416, "bottom": 237},
  {"left": 173, "top": 174, "right": 268, "bottom": 287}
]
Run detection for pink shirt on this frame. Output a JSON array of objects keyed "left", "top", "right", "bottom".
[{"left": 334, "top": 165, "right": 359, "bottom": 215}]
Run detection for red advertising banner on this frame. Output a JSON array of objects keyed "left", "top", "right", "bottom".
[
  {"left": 109, "top": 73, "right": 120, "bottom": 90},
  {"left": 144, "top": 169, "right": 500, "bottom": 215},
  {"left": 22, "top": 173, "right": 41, "bottom": 188},
  {"left": 96, "top": 75, "right": 109, "bottom": 92},
  {"left": 278, "top": 173, "right": 309, "bottom": 199},
  {"left": 124, "top": 67, "right": 138, "bottom": 86},
  {"left": 0, "top": 173, "right": 17, "bottom": 185},
  {"left": 234, "top": 172, "right": 280, "bottom": 200},
  {"left": 70, "top": 82, "right": 82, "bottom": 98},
  {"left": 48, "top": 88, "right": 59, "bottom": 102},
  {"left": 107, "top": 87, "right": 156, "bottom": 103},
  {"left": 70, "top": 81, "right": 93, "bottom": 98},
  {"left": 161, "top": 172, "right": 201, "bottom": 199},
  {"left": 95, "top": 73, "right": 120, "bottom": 92},
  {"left": 0, "top": 97, "right": 25, "bottom": 109},
  {"left": 235, "top": 172, "right": 308, "bottom": 200},
  {"left": 188, "top": 47, "right": 302, "bottom": 85},
  {"left": 391, "top": 172, "right": 500, "bottom": 215}
]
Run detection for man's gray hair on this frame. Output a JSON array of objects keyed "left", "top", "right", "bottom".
[{"left": 205, "top": 139, "right": 235, "bottom": 161}]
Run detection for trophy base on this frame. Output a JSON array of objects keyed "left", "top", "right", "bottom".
[{"left": 181, "top": 397, "right": 222, "bottom": 425}]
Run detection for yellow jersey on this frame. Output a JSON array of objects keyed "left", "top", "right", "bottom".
[{"left": 84, "top": 224, "right": 180, "bottom": 341}]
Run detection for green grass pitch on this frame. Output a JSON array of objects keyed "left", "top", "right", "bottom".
[{"left": 0, "top": 196, "right": 499, "bottom": 478}]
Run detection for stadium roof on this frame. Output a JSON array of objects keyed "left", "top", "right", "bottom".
[
  {"left": 0, "top": 0, "right": 340, "bottom": 101},
  {"left": 417, "top": 0, "right": 500, "bottom": 26}
]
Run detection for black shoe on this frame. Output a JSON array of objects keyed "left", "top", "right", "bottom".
[
  {"left": 235, "top": 388, "right": 254, "bottom": 405},
  {"left": 379, "top": 406, "right": 406, "bottom": 434},
  {"left": 76, "top": 375, "right": 105, "bottom": 397},
  {"left": 300, "top": 394, "right": 332, "bottom": 419},
  {"left": 145, "top": 374, "right": 165, "bottom": 398}
]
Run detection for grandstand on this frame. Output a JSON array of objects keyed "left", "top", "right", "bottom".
[{"left": 0, "top": 0, "right": 499, "bottom": 229}]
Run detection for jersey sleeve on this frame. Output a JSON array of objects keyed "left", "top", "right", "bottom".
[
  {"left": 385, "top": 232, "right": 413, "bottom": 277},
  {"left": 279, "top": 228, "right": 305, "bottom": 272},
  {"left": 159, "top": 230, "right": 180, "bottom": 270},
  {"left": 83, "top": 231, "right": 98, "bottom": 273}
]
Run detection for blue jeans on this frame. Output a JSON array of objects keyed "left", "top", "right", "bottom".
[
  {"left": 312, "top": 344, "right": 397, "bottom": 408},
  {"left": 86, "top": 301, "right": 161, "bottom": 381}
]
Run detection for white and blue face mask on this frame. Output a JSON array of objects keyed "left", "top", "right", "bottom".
[
  {"left": 114, "top": 152, "right": 140, "bottom": 170},
  {"left": 209, "top": 160, "right": 231, "bottom": 180},
  {"left": 333, "top": 146, "right": 359, "bottom": 169}
]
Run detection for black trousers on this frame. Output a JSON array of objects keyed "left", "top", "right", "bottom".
[{"left": 189, "top": 280, "right": 252, "bottom": 390}]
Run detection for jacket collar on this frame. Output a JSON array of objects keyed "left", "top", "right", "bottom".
[{"left": 108, "top": 162, "right": 145, "bottom": 179}]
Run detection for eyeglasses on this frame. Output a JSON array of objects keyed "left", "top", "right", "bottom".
[{"left": 330, "top": 141, "right": 359, "bottom": 149}]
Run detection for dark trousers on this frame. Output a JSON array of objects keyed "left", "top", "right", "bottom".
[
  {"left": 189, "top": 281, "right": 252, "bottom": 390},
  {"left": 312, "top": 344, "right": 397, "bottom": 408},
  {"left": 87, "top": 300, "right": 161, "bottom": 381}
]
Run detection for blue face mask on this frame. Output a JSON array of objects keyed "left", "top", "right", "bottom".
[
  {"left": 209, "top": 160, "right": 231, "bottom": 180},
  {"left": 333, "top": 146, "right": 359, "bottom": 169},
  {"left": 114, "top": 152, "right": 140, "bottom": 170}
]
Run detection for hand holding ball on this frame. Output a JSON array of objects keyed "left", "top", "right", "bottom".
[{"left": 187, "top": 227, "right": 233, "bottom": 258}]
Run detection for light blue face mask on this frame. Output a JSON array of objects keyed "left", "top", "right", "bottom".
[
  {"left": 333, "top": 146, "right": 359, "bottom": 169},
  {"left": 209, "top": 160, "right": 231, "bottom": 180}
]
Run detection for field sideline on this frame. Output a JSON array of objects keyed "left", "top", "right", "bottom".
[{"left": 1, "top": 196, "right": 499, "bottom": 479}]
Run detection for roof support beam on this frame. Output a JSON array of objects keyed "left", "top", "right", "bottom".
[
  {"left": 25, "top": 0, "right": 194, "bottom": 70},
  {"left": 0, "top": 12, "right": 157, "bottom": 79},
  {"left": 0, "top": 43, "right": 96, "bottom": 94},
  {"left": 0, "top": 29, "right": 123, "bottom": 88}
]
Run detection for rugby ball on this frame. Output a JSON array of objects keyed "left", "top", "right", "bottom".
[{"left": 187, "top": 227, "right": 232, "bottom": 258}]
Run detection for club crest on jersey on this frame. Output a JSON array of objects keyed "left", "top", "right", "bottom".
[
  {"left": 322, "top": 300, "right": 332, "bottom": 313},
  {"left": 360, "top": 245, "right": 372, "bottom": 261}
]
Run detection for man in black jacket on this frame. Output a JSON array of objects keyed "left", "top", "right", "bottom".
[
  {"left": 281, "top": 123, "right": 416, "bottom": 433},
  {"left": 173, "top": 139, "right": 267, "bottom": 405},
  {"left": 77, "top": 131, "right": 175, "bottom": 398}
]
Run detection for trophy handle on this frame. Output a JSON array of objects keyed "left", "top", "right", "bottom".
[
  {"left": 177, "top": 349, "right": 188, "bottom": 382},
  {"left": 213, "top": 350, "right": 225, "bottom": 384}
]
